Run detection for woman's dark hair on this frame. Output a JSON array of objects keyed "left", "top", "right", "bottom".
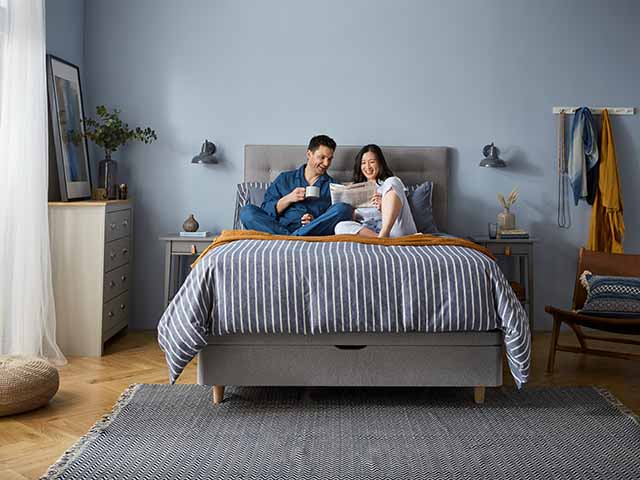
[{"left": 352, "top": 144, "right": 394, "bottom": 183}]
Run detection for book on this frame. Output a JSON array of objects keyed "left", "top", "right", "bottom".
[
  {"left": 179, "top": 231, "right": 210, "bottom": 237},
  {"left": 497, "top": 228, "right": 529, "bottom": 239}
]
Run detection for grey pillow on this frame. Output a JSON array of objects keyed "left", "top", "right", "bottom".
[
  {"left": 407, "top": 181, "right": 438, "bottom": 234},
  {"left": 233, "top": 181, "right": 271, "bottom": 229}
]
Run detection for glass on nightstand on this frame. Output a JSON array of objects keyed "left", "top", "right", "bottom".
[{"left": 488, "top": 222, "right": 498, "bottom": 239}]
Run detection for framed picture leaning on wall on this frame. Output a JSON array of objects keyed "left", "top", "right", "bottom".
[{"left": 46, "top": 55, "right": 91, "bottom": 201}]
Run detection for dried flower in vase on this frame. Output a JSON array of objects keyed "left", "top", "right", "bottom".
[
  {"left": 497, "top": 188, "right": 518, "bottom": 231},
  {"left": 498, "top": 188, "right": 519, "bottom": 211}
]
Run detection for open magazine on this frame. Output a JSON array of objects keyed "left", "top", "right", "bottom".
[{"left": 330, "top": 182, "right": 378, "bottom": 208}]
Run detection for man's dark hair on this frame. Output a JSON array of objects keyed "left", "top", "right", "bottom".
[{"left": 307, "top": 134, "right": 336, "bottom": 153}]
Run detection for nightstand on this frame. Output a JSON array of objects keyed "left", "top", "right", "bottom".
[
  {"left": 474, "top": 236, "right": 537, "bottom": 331},
  {"left": 159, "top": 233, "right": 218, "bottom": 308}
]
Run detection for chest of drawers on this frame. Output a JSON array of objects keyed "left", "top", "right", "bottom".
[{"left": 48, "top": 199, "right": 133, "bottom": 356}]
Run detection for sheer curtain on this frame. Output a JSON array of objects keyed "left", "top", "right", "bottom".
[{"left": 0, "top": 0, "right": 65, "bottom": 364}]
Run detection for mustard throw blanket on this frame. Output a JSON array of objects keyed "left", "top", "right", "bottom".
[
  {"left": 588, "top": 109, "right": 625, "bottom": 253},
  {"left": 193, "top": 230, "right": 494, "bottom": 267}
]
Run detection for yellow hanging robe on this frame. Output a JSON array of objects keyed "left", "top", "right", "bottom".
[{"left": 588, "top": 109, "right": 624, "bottom": 252}]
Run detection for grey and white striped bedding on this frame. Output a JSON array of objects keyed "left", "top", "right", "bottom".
[{"left": 158, "top": 239, "right": 531, "bottom": 386}]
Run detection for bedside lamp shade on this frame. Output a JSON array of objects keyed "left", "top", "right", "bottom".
[
  {"left": 479, "top": 143, "right": 506, "bottom": 168},
  {"left": 192, "top": 140, "right": 218, "bottom": 164}
]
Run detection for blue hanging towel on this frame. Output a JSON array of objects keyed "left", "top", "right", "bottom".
[{"left": 568, "top": 107, "right": 599, "bottom": 205}]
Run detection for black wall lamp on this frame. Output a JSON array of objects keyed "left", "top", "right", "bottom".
[
  {"left": 479, "top": 142, "right": 506, "bottom": 168},
  {"left": 192, "top": 140, "right": 218, "bottom": 164}
]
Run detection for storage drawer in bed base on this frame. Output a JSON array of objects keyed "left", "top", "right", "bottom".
[{"left": 197, "top": 344, "right": 502, "bottom": 387}]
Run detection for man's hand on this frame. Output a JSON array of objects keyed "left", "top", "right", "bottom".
[
  {"left": 276, "top": 187, "right": 306, "bottom": 214},
  {"left": 301, "top": 213, "right": 314, "bottom": 226},
  {"left": 287, "top": 187, "right": 307, "bottom": 203},
  {"left": 371, "top": 192, "right": 382, "bottom": 211}
]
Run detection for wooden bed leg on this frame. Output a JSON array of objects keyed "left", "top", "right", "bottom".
[
  {"left": 213, "top": 385, "right": 225, "bottom": 405},
  {"left": 474, "top": 386, "right": 485, "bottom": 404}
]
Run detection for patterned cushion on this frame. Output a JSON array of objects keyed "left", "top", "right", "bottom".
[
  {"left": 407, "top": 181, "right": 438, "bottom": 234},
  {"left": 579, "top": 270, "right": 640, "bottom": 317},
  {"left": 233, "top": 181, "right": 271, "bottom": 229}
]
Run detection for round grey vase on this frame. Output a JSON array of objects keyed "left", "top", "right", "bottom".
[{"left": 182, "top": 214, "right": 199, "bottom": 232}]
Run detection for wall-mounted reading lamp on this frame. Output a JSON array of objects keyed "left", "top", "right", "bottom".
[
  {"left": 479, "top": 143, "right": 506, "bottom": 168},
  {"left": 192, "top": 140, "right": 218, "bottom": 164}
]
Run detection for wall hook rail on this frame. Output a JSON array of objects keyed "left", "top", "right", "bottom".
[{"left": 552, "top": 106, "right": 635, "bottom": 115}]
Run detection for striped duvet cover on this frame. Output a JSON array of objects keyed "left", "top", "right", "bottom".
[{"left": 158, "top": 238, "right": 531, "bottom": 386}]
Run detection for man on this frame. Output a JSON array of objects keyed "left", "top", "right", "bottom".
[{"left": 240, "top": 135, "right": 352, "bottom": 236}]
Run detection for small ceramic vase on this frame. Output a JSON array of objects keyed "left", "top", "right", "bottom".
[
  {"left": 497, "top": 208, "right": 516, "bottom": 231},
  {"left": 182, "top": 214, "right": 199, "bottom": 232}
]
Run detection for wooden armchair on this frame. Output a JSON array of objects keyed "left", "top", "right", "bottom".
[{"left": 545, "top": 247, "right": 640, "bottom": 373}]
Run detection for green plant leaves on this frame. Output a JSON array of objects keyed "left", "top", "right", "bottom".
[{"left": 78, "top": 105, "right": 157, "bottom": 156}]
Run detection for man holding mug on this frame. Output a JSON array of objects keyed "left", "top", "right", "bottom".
[{"left": 239, "top": 135, "right": 352, "bottom": 236}]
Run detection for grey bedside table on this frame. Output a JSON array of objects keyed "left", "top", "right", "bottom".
[
  {"left": 159, "top": 233, "right": 218, "bottom": 308},
  {"left": 474, "top": 236, "right": 538, "bottom": 331}
]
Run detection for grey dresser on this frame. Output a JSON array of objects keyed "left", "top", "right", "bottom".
[{"left": 48, "top": 199, "right": 133, "bottom": 356}]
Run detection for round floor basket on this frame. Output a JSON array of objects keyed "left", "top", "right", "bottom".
[{"left": 0, "top": 356, "right": 59, "bottom": 417}]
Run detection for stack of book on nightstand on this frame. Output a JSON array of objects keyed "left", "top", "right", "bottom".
[
  {"left": 498, "top": 229, "right": 529, "bottom": 239},
  {"left": 180, "top": 231, "right": 210, "bottom": 237}
]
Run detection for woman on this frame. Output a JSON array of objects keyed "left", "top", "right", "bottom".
[{"left": 335, "top": 144, "right": 417, "bottom": 238}]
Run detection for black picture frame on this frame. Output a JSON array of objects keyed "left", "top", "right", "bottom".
[{"left": 46, "top": 55, "right": 92, "bottom": 201}]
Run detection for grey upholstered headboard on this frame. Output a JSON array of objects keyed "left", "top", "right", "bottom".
[{"left": 244, "top": 145, "right": 449, "bottom": 232}]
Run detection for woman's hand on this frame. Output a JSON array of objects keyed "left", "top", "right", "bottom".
[
  {"left": 301, "top": 213, "right": 314, "bottom": 225},
  {"left": 371, "top": 192, "right": 382, "bottom": 211}
]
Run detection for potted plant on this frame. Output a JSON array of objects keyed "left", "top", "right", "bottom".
[
  {"left": 76, "top": 105, "right": 157, "bottom": 199},
  {"left": 497, "top": 188, "right": 519, "bottom": 231}
]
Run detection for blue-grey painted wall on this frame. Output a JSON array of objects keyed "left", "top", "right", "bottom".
[
  {"left": 80, "top": 0, "right": 639, "bottom": 331},
  {"left": 46, "top": 0, "right": 85, "bottom": 70}
]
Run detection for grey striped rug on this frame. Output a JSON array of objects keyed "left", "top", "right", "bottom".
[{"left": 42, "top": 385, "right": 640, "bottom": 480}]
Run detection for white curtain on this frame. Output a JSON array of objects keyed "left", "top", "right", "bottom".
[{"left": 0, "top": 0, "right": 65, "bottom": 364}]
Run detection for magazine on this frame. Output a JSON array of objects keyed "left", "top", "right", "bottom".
[{"left": 330, "top": 182, "right": 378, "bottom": 208}]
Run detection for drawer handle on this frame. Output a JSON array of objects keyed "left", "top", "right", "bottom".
[
  {"left": 504, "top": 246, "right": 511, "bottom": 256},
  {"left": 107, "top": 311, "right": 114, "bottom": 317},
  {"left": 122, "top": 220, "right": 128, "bottom": 227},
  {"left": 109, "top": 251, "right": 117, "bottom": 260},
  {"left": 110, "top": 223, "right": 117, "bottom": 230},
  {"left": 334, "top": 345, "right": 367, "bottom": 350},
  {"left": 191, "top": 244, "right": 196, "bottom": 255},
  {"left": 109, "top": 280, "right": 116, "bottom": 288},
  {"left": 121, "top": 275, "right": 127, "bottom": 282},
  {"left": 120, "top": 304, "right": 126, "bottom": 310},
  {"left": 122, "top": 248, "right": 129, "bottom": 255}
]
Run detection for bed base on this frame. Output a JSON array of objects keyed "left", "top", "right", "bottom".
[{"left": 197, "top": 332, "right": 502, "bottom": 406}]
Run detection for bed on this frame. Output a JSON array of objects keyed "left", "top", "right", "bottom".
[{"left": 158, "top": 145, "right": 531, "bottom": 405}]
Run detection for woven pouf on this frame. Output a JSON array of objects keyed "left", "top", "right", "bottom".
[{"left": 0, "top": 356, "right": 59, "bottom": 417}]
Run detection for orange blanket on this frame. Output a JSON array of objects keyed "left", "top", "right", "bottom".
[{"left": 192, "top": 230, "right": 494, "bottom": 267}]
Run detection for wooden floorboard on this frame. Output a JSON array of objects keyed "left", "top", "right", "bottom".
[{"left": 0, "top": 329, "right": 637, "bottom": 479}]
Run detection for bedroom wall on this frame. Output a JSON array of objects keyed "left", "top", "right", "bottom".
[
  {"left": 46, "top": 0, "right": 85, "bottom": 71},
  {"left": 82, "top": 0, "right": 640, "bottom": 331}
]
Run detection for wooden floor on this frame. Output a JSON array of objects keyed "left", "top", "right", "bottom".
[{"left": 1, "top": 330, "right": 638, "bottom": 479}]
